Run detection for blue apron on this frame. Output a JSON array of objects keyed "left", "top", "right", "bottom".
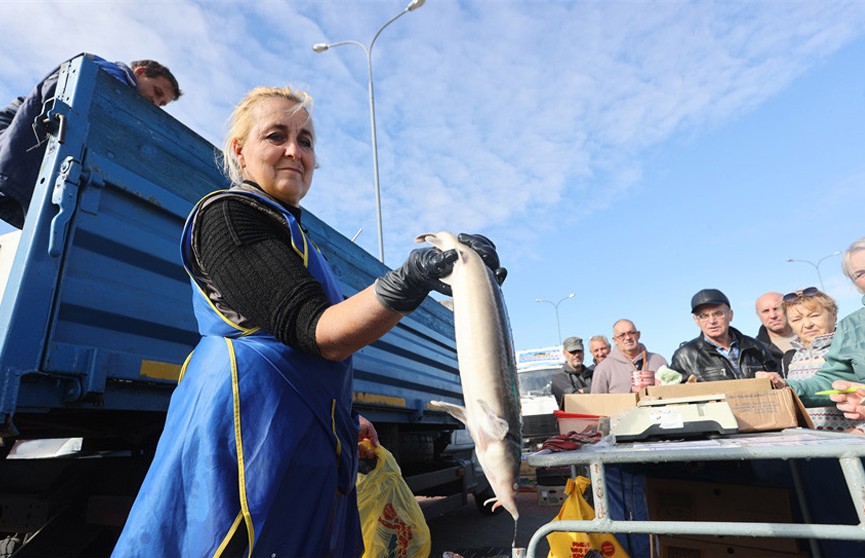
[{"left": 113, "top": 188, "right": 361, "bottom": 557}]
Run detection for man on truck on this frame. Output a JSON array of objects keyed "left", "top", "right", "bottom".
[{"left": 0, "top": 54, "right": 182, "bottom": 228}]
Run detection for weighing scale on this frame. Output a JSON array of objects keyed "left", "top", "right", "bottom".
[{"left": 611, "top": 393, "right": 739, "bottom": 442}]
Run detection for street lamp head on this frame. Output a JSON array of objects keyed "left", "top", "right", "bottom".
[
  {"left": 534, "top": 298, "right": 543, "bottom": 303},
  {"left": 312, "top": 43, "right": 330, "bottom": 53},
  {"left": 785, "top": 258, "right": 795, "bottom": 263},
  {"left": 406, "top": 0, "right": 426, "bottom": 11}
]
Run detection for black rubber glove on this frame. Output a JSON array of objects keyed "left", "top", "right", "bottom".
[
  {"left": 374, "top": 248, "right": 459, "bottom": 313},
  {"left": 457, "top": 233, "right": 508, "bottom": 287}
]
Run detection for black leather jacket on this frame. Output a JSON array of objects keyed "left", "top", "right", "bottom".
[{"left": 669, "top": 326, "right": 779, "bottom": 382}]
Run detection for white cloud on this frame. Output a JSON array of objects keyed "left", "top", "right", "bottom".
[{"left": 2, "top": 0, "right": 864, "bottom": 264}]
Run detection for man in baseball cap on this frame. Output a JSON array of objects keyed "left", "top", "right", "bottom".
[
  {"left": 670, "top": 288, "right": 778, "bottom": 382},
  {"left": 550, "top": 336, "right": 593, "bottom": 408}
]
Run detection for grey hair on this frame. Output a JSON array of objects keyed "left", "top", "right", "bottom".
[
  {"left": 841, "top": 236, "right": 865, "bottom": 289},
  {"left": 589, "top": 335, "right": 610, "bottom": 347}
]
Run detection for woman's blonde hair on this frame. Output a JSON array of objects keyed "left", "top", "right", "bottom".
[
  {"left": 782, "top": 289, "right": 838, "bottom": 320},
  {"left": 221, "top": 86, "right": 315, "bottom": 184}
]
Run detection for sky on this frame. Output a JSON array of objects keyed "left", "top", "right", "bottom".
[{"left": 2, "top": 0, "right": 865, "bottom": 363}]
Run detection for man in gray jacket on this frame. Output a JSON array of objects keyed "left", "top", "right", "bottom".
[{"left": 591, "top": 319, "right": 668, "bottom": 394}]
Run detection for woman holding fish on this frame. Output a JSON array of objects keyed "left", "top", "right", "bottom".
[{"left": 113, "top": 86, "right": 505, "bottom": 557}]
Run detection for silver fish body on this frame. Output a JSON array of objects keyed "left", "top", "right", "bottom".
[{"left": 423, "top": 232, "right": 522, "bottom": 521}]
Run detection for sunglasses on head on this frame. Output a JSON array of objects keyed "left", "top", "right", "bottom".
[{"left": 783, "top": 287, "right": 820, "bottom": 303}]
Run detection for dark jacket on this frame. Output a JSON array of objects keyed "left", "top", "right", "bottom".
[
  {"left": 670, "top": 326, "right": 779, "bottom": 382},
  {"left": 551, "top": 363, "right": 593, "bottom": 409},
  {"left": 0, "top": 54, "right": 134, "bottom": 228},
  {"left": 756, "top": 325, "right": 788, "bottom": 363}
]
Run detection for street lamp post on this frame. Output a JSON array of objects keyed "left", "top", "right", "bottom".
[
  {"left": 535, "top": 293, "right": 575, "bottom": 345},
  {"left": 785, "top": 251, "right": 841, "bottom": 291},
  {"left": 313, "top": 0, "right": 426, "bottom": 264}
]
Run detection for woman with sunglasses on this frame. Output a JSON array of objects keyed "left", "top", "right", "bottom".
[
  {"left": 760, "top": 237, "right": 865, "bottom": 426},
  {"left": 779, "top": 287, "right": 860, "bottom": 431}
]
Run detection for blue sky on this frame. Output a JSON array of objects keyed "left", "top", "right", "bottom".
[{"left": 2, "top": 1, "right": 864, "bottom": 362}]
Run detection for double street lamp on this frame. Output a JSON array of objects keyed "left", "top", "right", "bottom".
[
  {"left": 785, "top": 251, "right": 841, "bottom": 291},
  {"left": 535, "top": 293, "right": 575, "bottom": 345},
  {"left": 313, "top": 0, "right": 426, "bottom": 264}
]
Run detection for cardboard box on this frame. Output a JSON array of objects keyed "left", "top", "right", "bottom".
[
  {"left": 658, "top": 536, "right": 806, "bottom": 557},
  {"left": 647, "top": 477, "right": 800, "bottom": 555},
  {"left": 563, "top": 393, "right": 638, "bottom": 427},
  {"left": 642, "top": 378, "right": 814, "bottom": 433}
]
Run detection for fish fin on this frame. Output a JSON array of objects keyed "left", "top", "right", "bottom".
[
  {"left": 478, "top": 399, "right": 510, "bottom": 441},
  {"left": 430, "top": 400, "right": 468, "bottom": 425}
]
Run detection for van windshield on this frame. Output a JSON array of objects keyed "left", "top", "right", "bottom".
[{"left": 518, "top": 367, "right": 559, "bottom": 397}]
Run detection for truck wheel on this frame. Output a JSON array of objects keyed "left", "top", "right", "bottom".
[
  {"left": 397, "top": 433, "right": 434, "bottom": 465},
  {"left": 474, "top": 486, "right": 503, "bottom": 516}
]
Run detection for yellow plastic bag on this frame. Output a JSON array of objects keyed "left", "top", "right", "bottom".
[
  {"left": 547, "top": 476, "right": 630, "bottom": 558},
  {"left": 356, "top": 443, "right": 431, "bottom": 558}
]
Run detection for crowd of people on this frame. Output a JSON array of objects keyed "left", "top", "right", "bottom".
[
  {"left": 548, "top": 240, "right": 865, "bottom": 556},
  {"left": 551, "top": 246, "right": 865, "bottom": 435}
]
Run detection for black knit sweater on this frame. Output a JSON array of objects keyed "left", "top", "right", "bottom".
[{"left": 192, "top": 184, "right": 332, "bottom": 356}]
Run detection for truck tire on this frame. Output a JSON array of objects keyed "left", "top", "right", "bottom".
[{"left": 397, "top": 433, "right": 435, "bottom": 465}]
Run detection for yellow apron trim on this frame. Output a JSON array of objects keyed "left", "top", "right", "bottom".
[
  {"left": 177, "top": 350, "right": 194, "bottom": 384},
  {"left": 291, "top": 224, "right": 309, "bottom": 268},
  {"left": 227, "top": 338, "right": 255, "bottom": 556},
  {"left": 331, "top": 399, "right": 342, "bottom": 459},
  {"left": 213, "top": 510, "right": 244, "bottom": 558}
]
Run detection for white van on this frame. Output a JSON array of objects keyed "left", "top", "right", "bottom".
[{"left": 516, "top": 346, "right": 564, "bottom": 449}]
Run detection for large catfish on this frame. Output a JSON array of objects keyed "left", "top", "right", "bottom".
[{"left": 422, "top": 232, "right": 522, "bottom": 524}]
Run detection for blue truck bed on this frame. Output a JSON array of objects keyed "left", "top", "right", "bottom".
[{"left": 0, "top": 54, "right": 465, "bottom": 442}]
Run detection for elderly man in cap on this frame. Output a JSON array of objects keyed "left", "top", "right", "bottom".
[
  {"left": 550, "top": 336, "right": 593, "bottom": 408},
  {"left": 670, "top": 288, "right": 778, "bottom": 382}
]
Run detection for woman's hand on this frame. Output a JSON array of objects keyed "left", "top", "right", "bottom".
[
  {"left": 829, "top": 380, "right": 865, "bottom": 421},
  {"left": 374, "top": 232, "right": 506, "bottom": 313},
  {"left": 358, "top": 415, "right": 380, "bottom": 460},
  {"left": 457, "top": 233, "right": 507, "bottom": 286},
  {"left": 756, "top": 371, "right": 787, "bottom": 388}
]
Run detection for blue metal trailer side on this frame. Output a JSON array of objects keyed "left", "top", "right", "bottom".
[{"left": 0, "top": 54, "right": 486, "bottom": 554}]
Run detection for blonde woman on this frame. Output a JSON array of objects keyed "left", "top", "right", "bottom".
[{"left": 113, "top": 86, "right": 504, "bottom": 557}]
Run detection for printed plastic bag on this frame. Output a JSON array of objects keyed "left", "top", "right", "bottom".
[
  {"left": 547, "top": 476, "right": 629, "bottom": 558},
  {"left": 356, "top": 443, "right": 431, "bottom": 558}
]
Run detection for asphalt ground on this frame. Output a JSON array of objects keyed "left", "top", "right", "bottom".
[{"left": 426, "top": 489, "right": 558, "bottom": 558}]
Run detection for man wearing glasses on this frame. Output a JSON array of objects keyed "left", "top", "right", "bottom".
[
  {"left": 591, "top": 319, "right": 668, "bottom": 394},
  {"left": 551, "top": 336, "right": 593, "bottom": 408},
  {"left": 670, "top": 289, "right": 778, "bottom": 382}
]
